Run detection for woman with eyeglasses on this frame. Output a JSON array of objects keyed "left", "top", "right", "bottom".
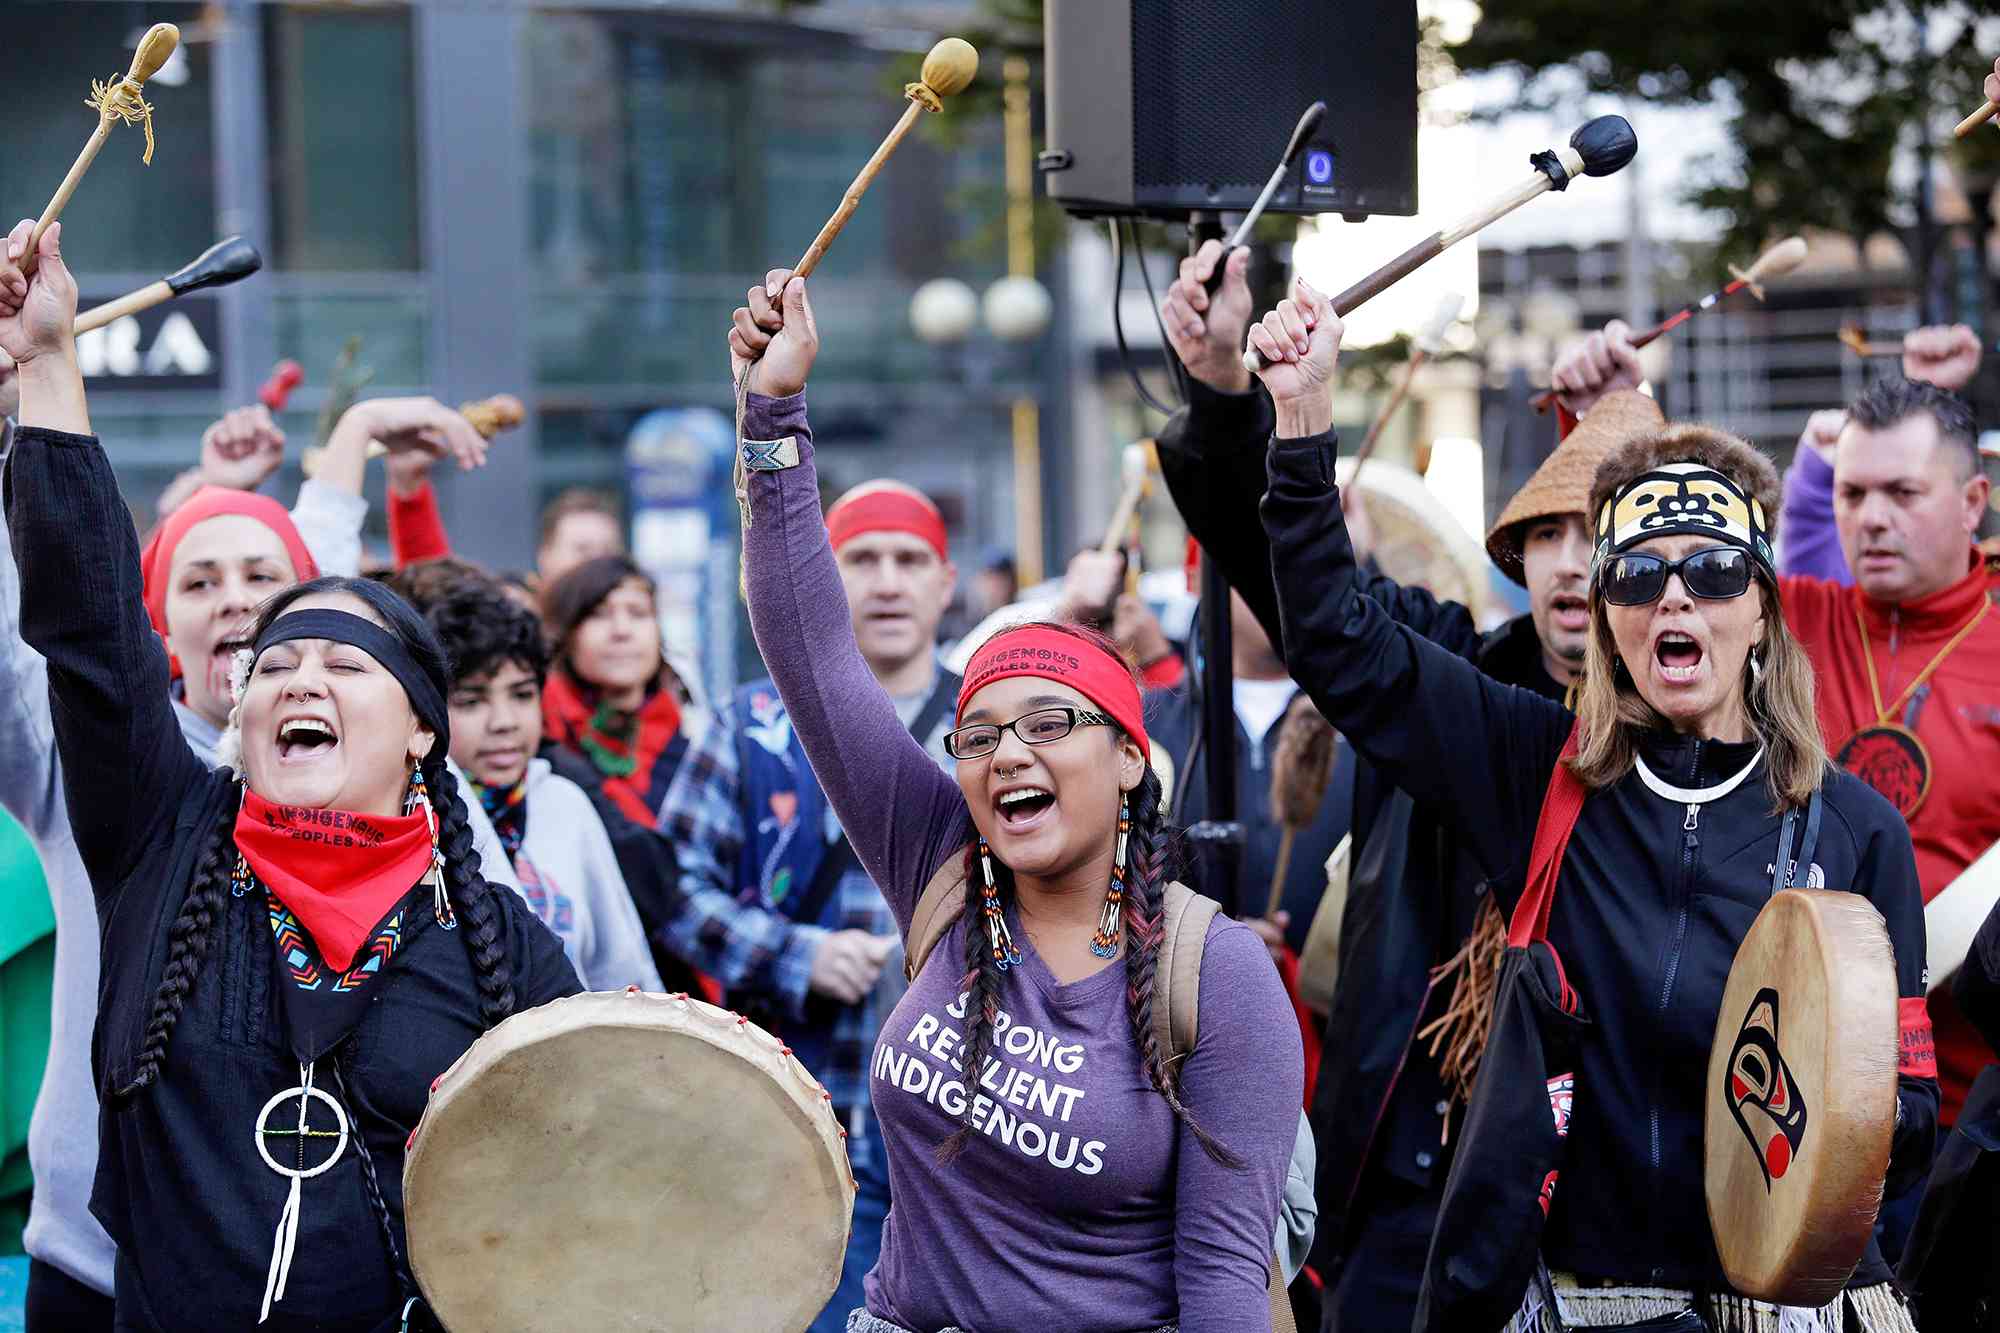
[
  {"left": 1243, "top": 281, "right": 1933, "bottom": 1331},
  {"left": 726, "top": 271, "right": 1302, "bottom": 1333}
]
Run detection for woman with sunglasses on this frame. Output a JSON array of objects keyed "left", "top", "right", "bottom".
[
  {"left": 0, "top": 221, "right": 580, "bottom": 1331},
  {"left": 1244, "top": 281, "right": 1933, "bottom": 1331},
  {"left": 727, "top": 270, "right": 1302, "bottom": 1332}
]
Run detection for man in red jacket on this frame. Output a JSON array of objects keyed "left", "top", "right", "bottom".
[{"left": 1556, "top": 326, "right": 1995, "bottom": 1127}]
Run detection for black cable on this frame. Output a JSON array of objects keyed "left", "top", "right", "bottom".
[
  {"left": 1127, "top": 218, "right": 1190, "bottom": 405},
  {"left": 1108, "top": 219, "right": 1183, "bottom": 418}
]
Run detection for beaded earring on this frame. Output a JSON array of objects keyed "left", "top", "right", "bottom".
[
  {"left": 976, "top": 838, "right": 1022, "bottom": 970},
  {"left": 1090, "top": 796, "right": 1131, "bottom": 959},
  {"left": 407, "top": 764, "right": 455, "bottom": 930}
]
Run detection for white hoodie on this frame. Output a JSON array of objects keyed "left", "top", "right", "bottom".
[{"left": 507, "top": 758, "right": 662, "bottom": 992}]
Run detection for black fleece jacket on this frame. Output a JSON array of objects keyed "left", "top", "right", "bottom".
[
  {"left": 1260, "top": 425, "right": 1936, "bottom": 1290},
  {"left": 6, "top": 427, "right": 579, "bottom": 1331},
  {"left": 1157, "top": 381, "right": 1567, "bottom": 1269}
]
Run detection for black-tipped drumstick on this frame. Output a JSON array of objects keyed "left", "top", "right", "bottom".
[
  {"left": 1242, "top": 115, "right": 1638, "bottom": 373},
  {"left": 1202, "top": 101, "right": 1327, "bottom": 296},
  {"left": 73, "top": 235, "right": 262, "bottom": 335}
]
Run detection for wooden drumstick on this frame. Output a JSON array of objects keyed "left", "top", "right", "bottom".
[
  {"left": 301, "top": 394, "right": 525, "bottom": 476},
  {"left": 1531, "top": 235, "right": 1806, "bottom": 412},
  {"left": 1352, "top": 293, "right": 1463, "bottom": 471},
  {"left": 1243, "top": 115, "right": 1637, "bottom": 374},
  {"left": 1098, "top": 443, "right": 1153, "bottom": 557},
  {"left": 1956, "top": 98, "right": 2000, "bottom": 138},
  {"left": 792, "top": 38, "right": 977, "bottom": 279},
  {"left": 72, "top": 235, "right": 261, "bottom": 336},
  {"left": 1837, "top": 322, "right": 1900, "bottom": 360},
  {"left": 24, "top": 22, "right": 179, "bottom": 278}
]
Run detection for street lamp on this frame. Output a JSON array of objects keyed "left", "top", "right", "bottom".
[{"left": 909, "top": 277, "right": 979, "bottom": 345}]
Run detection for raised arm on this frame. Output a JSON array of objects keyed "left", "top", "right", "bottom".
[
  {"left": 729, "top": 270, "right": 970, "bottom": 932},
  {"left": 1248, "top": 278, "right": 1570, "bottom": 883},
  {"left": 0, "top": 220, "right": 206, "bottom": 893},
  {"left": 0, "top": 451, "right": 61, "bottom": 843},
  {"left": 1778, "top": 411, "right": 1851, "bottom": 584},
  {"left": 1157, "top": 241, "right": 1481, "bottom": 661}
]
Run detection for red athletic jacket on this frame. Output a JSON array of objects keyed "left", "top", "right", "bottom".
[{"left": 1782, "top": 548, "right": 2000, "bottom": 1121}]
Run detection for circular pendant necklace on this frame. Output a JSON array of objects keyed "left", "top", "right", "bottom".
[{"left": 1837, "top": 598, "right": 1988, "bottom": 818}]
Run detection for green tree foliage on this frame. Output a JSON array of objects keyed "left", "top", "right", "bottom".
[{"left": 1450, "top": 2, "right": 2000, "bottom": 259}]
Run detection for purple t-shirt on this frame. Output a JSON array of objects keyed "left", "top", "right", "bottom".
[{"left": 738, "top": 390, "right": 1302, "bottom": 1332}]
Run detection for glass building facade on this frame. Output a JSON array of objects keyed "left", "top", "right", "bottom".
[{"left": 8, "top": 1, "right": 1063, "bottom": 586}]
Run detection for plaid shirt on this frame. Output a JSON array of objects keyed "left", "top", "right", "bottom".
[{"left": 657, "top": 668, "right": 955, "bottom": 1165}]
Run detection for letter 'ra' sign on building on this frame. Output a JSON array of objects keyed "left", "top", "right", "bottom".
[{"left": 76, "top": 294, "right": 221, "bottom": 392}]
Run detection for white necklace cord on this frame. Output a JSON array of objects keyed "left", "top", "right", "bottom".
[{"left": 1633, "top": 747, "right": 1763, "bottom": 806}]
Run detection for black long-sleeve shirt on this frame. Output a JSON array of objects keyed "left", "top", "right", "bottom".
[
  {"left": 5, "top": 427, "right": 579, "bottom": 1331},
  {"left": 1259, "top": 425, "right": 1936, "bottom": 1290}
]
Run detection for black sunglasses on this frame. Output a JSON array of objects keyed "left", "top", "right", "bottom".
[
  {"left": 1598, "top": 546, "right": 1755, "bottom": 606},
  {"left": 945, "top": 707, "right": 1112, "bottom": 760}
]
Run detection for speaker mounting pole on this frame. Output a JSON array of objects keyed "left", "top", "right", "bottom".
[{"left": 1183, "top": 212, "right": 1246, "bottom": 916}]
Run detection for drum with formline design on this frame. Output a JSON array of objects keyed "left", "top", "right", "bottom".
[{"left": 1704, "top": 890, "right": 1897, "bottom": 1306}]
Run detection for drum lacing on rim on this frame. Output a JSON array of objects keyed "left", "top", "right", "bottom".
[{"left": 408, "top": 988, "right": 859, "bottom": 1194}]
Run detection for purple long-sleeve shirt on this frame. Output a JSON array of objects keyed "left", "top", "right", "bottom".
[
  {"left": 739, "top": 390, "right": 1301, "bottom": 1332},
  {"left": 1779, "top": 445, "right": 1852, "bottom": 584}
]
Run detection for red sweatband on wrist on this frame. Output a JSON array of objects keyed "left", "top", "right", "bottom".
[
  {"left": 959, "top": 626, "right": 1149, "bottom": 760},
  {"left": 1899, "top": 996, "right": 1937, "bottom": 1080},
  {"left": 826, "top": 482, "right": 948, "bottom": 560}
]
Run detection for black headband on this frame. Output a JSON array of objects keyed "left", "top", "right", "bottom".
[{"left": 252, "top": 608, "right": 449, "bottom": 758}]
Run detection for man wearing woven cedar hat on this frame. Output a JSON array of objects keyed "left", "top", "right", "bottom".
[
  {"left": 655, "top": 478, "right": 960, "bottom": 1333},
  {"left": 1153, "top": 240, "right": 1667, "bottom": 1332}
]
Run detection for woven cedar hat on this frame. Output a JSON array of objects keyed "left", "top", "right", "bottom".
[{"left": 1485, "top": 389, "right": 1665, "bottom": 586}]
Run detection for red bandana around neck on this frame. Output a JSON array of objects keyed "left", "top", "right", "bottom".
[
  {"left": 957, "top": 626, "right": 1149, "bottom": 759},
  {"left": 540, "top": 669, "right": 683, "bottom": 826},
  {"left": 235, "top": 790, "right": 434, "bottom": 972}
]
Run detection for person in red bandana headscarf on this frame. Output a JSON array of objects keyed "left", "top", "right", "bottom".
[
  {"left": 0, "top": 218, "right": 578, "bottom": 1332},
  {"left": 726, "top": 267, "right": 1301, "bottom": 1333}
]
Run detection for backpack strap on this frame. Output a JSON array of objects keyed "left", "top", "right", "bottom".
[
  {"left": 1157, "top": 881, "right": 1220, "bottom": 1066},
  {"left": 904, "top": 845, "right": 971, "bottom": 982},
  {"left": 1154, "top": 882, "right": 1294, "bottom": 1332}
]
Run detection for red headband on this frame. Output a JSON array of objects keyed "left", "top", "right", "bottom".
[
  {"left": 827, "top": 485, "right": 948, "bottom": 561},
  {"left": 957, "top": 626, "right": 1148, "bottom": 760},
  {"left": 142, "top": 486, "right": 319, "bottom": 638}
]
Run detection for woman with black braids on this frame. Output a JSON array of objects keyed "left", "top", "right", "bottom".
[
  {"left": 726, "top": 269, "right": 1301, "bottom": 1332},
  {"left": 0, "top": 221, "right": 578, "bottom": 1331}
]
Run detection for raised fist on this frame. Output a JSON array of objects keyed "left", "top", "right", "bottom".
[
  {"left": 200, "top": 405, "right": 287, "bottom": 492},
  {"left": 729, "top": 269, "right": 819, "bottom": 399},
  {"left": 1551, "top": 319, "right": 1643, "bottom": 418},
  {"left": 1162, "top": 240, "right": 1255, "bottom": 393}
]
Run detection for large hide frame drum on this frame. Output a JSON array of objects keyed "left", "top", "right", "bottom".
[
  {"left": 404, "top": 990, "right": 854, "bottom": 1331},
  {"left": 1703, "top": 889, "right": 1898, "bottom": 1306}
]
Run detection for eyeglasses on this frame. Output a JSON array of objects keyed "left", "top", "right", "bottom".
[
  {"left": 944, "top": 707, "right": 1113, "bottom": 760},
  {"left": 1597, "top": 546, "right": 1755, "bottom": 606}
]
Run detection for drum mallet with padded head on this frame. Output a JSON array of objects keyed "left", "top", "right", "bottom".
[
  {"left": 792, "top": 38, "right": 978, "bottom": 280},
  {"left": 72, "top": 235, "right": 262, "bottom": 336},
  {"left": 1243, "top": 115, "right": 1638, "bottom": 374},
  {"left": 24, "top": 23, "right": 180, "bottom": 278},
  {"left": 1531, "top": 235, "right": 1807, "bottom": 412},
  {"left": 1202, "top": 101, "right": 1328, "bottom": 296}
]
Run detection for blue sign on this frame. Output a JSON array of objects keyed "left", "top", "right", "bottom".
[
  {"left": 1305, "top": 148, "right": 1336, "bottom": 187},
  {"left": 625, "top": 407, "right": 739, "bottom": 710}
]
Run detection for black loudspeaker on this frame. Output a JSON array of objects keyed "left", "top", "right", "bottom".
[{"left": 1040, "top": 0, "right": 1418, "bottom": 221}]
